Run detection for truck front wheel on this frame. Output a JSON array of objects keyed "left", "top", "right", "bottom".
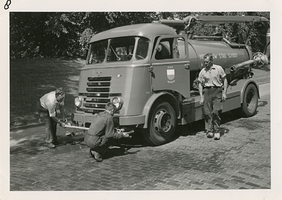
[
  {"left": 241, "top": 83, "right": 259, "bottom": 117},
  {"left": 143, "top": 102, "right": 176, "bottom": 146}
]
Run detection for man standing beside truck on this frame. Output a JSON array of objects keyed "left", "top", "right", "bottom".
[{"left": 198, "top": 53, "right": 228, "bottom": 140}]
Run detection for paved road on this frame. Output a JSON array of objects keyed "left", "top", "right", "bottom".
[{"left": 9, "top": 83, "right": 271, "bottom": 191}]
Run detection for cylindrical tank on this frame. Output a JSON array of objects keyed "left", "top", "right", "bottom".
[
  {"left": 187, "top": 39, "right": 252, "bottom": 72},
  {"left": 178, "top": 38, "right": 253, "bottom": 89}
]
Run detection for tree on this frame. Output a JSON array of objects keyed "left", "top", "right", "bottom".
[
  {"left": 10, "top": 12, "right": 269, "bottom": 59},
  {"left": 184, "top": 12, "right": 270, "bottom": 52},
  {"left": 10, "top": 12, "right": 49, "bottom": 58},
  {"left": 10, "top": 12, "right": 155, "bottom": 58}
]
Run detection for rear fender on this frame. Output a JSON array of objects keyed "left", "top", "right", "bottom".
[
  {"left": 142, "top": 92, "right": 179, "bottom": 128},
  {"left": 229, "top": 79, "right": 260, "bottom": 103}
]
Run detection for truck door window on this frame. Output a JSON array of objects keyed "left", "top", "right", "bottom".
[
  {"left": 176, "top": 38, "right": 186, "bottom": 59},
  {"left": 154, "top": 37, "right": 186, "bottom": 60},
  {"left": 155, "top": 39, "right": 172, "bottom": 60}
]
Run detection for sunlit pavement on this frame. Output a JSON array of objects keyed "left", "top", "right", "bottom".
[{"left": 9, "top": 83, "right": 270, "bottom": 190}]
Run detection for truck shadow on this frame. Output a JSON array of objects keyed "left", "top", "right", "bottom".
[
  {"left": 102, "top": 146, "right": 140, "bottom": 160},
  {"left": 174, "top": 123, "right": 230, "bottom": 142},
  {"left": 174, "top": 110, "right": 255, "bottom": 139},
  {"left": 81, "top": 133, "right": 147, "bottom": 160}
]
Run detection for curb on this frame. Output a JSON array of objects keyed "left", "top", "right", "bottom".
[{"left": 10, "top": 82, "right": 270, "bottom": 132}]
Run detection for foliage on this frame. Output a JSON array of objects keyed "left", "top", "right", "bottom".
[
  {"left": 172, "top": 12, "right": 270, "bottom": 53},
  {"left": 10, "top": 12, "right": 269, "bottom": 59}
]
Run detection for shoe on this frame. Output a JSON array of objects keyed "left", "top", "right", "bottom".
[
  {"left": 89, "top": 149, "right": 94, "bottom": 158},
  {"left": 214, "top": 132, "right": 220, "bottom": 140},
  {"left": 46, "top": 143, "right": 56, "bottom": 148},
  {"left": 90, "top": 150, "right": 103, "bottom": 162},
  {"left": 206, "top": 132, "right": 214, "bottom": 138}
]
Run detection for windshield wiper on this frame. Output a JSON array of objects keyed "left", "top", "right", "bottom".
[{"left": 110, "top": 46, "right": 121, "bottom": 61}]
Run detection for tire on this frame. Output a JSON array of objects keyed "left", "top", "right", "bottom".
[
  {"left": 241, "top": 83, "right": 259, "bottom": 117},
  {"left": 142, "top": 102, "right": 176, "bottom": 146}
]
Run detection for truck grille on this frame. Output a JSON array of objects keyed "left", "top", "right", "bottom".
[{"left": 79, "top": 76, "right": 112, "bottom": 113}]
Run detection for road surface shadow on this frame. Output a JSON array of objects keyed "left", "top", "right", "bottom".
[
  {"left": 10, "top": 128, "right": 148, "bottom": 158},
  {"left": 173, "top": 110, "right": 248, "bottom": 140},
  {"left": 10, "top": 132, "right": 87, "bottom": 155},
  {"left": 102, "top": 146, "right": 140, "bottom": 160}
]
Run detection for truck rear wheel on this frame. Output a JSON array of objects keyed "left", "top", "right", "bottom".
[
  {"left": 241, "top": 83, "right": 259, "bottom": 117},
  {"left": 143, "top": 102, "right": 176, "bottom": 146}
]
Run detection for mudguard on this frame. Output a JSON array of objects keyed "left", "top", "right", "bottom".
[
  {"left": 229, "top": 79, "right": 260, "bottom": 103},
  {"left": 142, "top": 92, "right": 179, "bottom": 128}
]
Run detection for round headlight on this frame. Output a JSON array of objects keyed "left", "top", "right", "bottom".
[
  {"left": 112, "top": 97, "right": 124, "bottom": 111},
  {"left": 74, "top": 97, "right": 82, "bottom": 107}
]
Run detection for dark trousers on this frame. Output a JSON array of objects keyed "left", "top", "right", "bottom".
[
  {"left": 37, "top": 102, "right": 58, "bottom": 144},
  {"left": 84, "top": 134, "right": 108, "bottom": 155},
  {"left": 203, "top": 87, "right": 223, "bottom": 133}
]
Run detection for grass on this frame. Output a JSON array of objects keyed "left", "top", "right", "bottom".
[
  {"left": 10, "top": 58, "right": 85, "bottom": 127},
  {"left": 9, "top": 58, "right": 270, "bottom": 128}
]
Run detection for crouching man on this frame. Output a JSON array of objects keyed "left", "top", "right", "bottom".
[{"left": 84, "top": 103, "right": 131, "bottom": 162}]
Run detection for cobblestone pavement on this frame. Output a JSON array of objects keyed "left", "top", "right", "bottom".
[{"left": 9, "top": 87, "right": 271, "bottom": 192}]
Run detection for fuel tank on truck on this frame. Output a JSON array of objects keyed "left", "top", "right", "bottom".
[{"left": 186, "top": 39, "right": 252, "bottom": 74}]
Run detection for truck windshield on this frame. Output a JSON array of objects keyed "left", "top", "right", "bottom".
[{"left": 87, "top": 37, "right": 149, "bottom": 64}]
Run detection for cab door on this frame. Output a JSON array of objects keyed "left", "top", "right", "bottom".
[{"left": 150, "top": 35, "right": 190, "bottom": 98}]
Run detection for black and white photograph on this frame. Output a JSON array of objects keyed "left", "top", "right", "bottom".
[{"left": 1, "top": 0, "right": 281, "bottom": 200}]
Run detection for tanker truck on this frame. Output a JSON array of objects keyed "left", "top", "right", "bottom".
[{"left": 71, "top": 15, "right": 269, "bottom": 145}]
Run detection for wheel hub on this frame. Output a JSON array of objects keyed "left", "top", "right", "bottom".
[{"left": 154, "top": 110, "right": 172, "bottom": 133}]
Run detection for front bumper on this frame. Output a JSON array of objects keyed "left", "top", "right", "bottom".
[{"left": 72, "top": 112, "right": 145, "bottom": 127}]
